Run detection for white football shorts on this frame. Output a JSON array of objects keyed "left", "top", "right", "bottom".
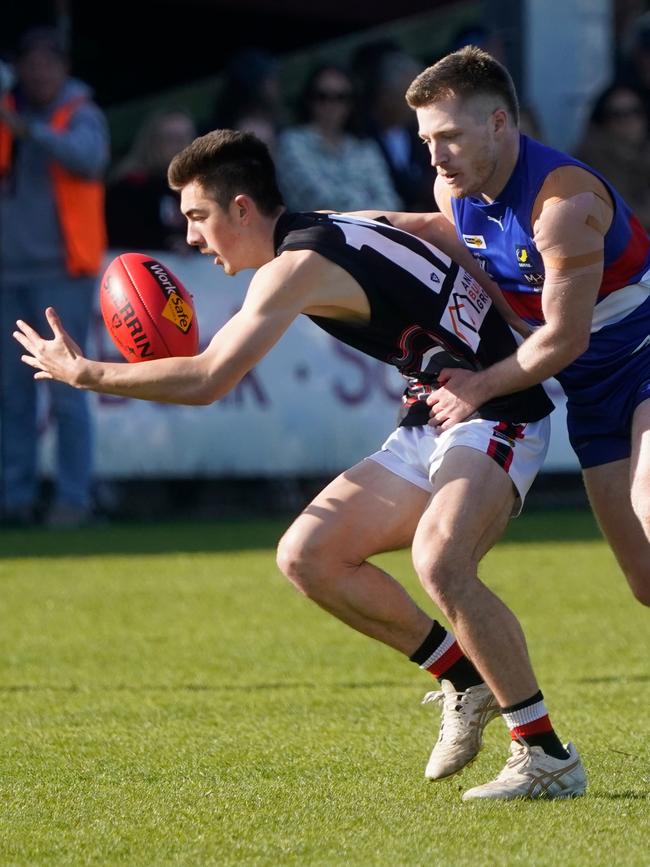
[{"left": 366, "top": 416, "right": 550, "bottom": 516}]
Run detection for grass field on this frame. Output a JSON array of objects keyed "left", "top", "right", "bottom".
[{"left": 0, "top": 510, "right": 648, "bottom": 866}]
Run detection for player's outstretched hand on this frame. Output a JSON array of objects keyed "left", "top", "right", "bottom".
[{"left": 14, "top": 307, "right": 86, "bottom": 386}]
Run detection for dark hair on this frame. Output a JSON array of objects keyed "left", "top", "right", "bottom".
[
  {"left": 406, "top": 45, "right": 519, "bottom": 124},
  {"left": 588, "top": 82, "right": 647, "bottom": 126},
  {"left": 167, "top": 129, "right": 284, "bottom": 215},
  {"left": 213, "top": 47, "right": 278, "bottom": 128},
  {"left": 15, "top": 26, "right": 68, "bottom": 61},
  {"left": 350, "top": 38, "right": 401, "bottom": 101},
  {"left": 295, "top": 62, "right": 356, "bottom": 128}
]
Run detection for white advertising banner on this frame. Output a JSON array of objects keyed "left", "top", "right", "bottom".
[{"left": 41, "top": 252, "right": 579, "bottom": 477}]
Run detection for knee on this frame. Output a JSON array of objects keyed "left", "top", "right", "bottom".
[
  {"left": 613, "top": 541, "right": 650, "bottom": 605},
  {"left": 276, "top": 526, "right": 332, "bottom": 600},
  {"left": 412, "top": 541, "right": 474, "bottom": 618},
  {"left": 630, "top": 486, "right": 650, "bottom": 544},
  {"left": 625, "top": 566, "right": 650, "bottom": 606},
  {"left": 632, "top": 586, "right": 650, "bottom": 607}
]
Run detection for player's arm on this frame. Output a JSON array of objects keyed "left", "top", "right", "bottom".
[
  {"left": 428, "top": 182, "right": 610, "bottom": 427},
  {"left": 14, "top": 257, "right": 313, "bottom": 405},
  {"left": 406, "top": 210, "right": 532, "bottom": 337},
  {"left": 479, "top": 189, "right": 608, "bottom": 387},
  {"left": 347, "top": 199, "right": 531, "bottom": 336},
  {"left": 351, "top": 175, "right": 454, "bottom": 235}
]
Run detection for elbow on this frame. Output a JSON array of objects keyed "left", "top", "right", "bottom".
[
  {"left": 179, "top": 383, "right": 221, "bottom": 407},
  {"left": 186, "top": 357, "right": 230, "bottom": 405},
  {"left": 576, "top": 334, "right": 591, "bottom": 358},
  {"left": 192, "top": 384, "right": 225, "bottom": 406},
  {"left": 555, "top": 332, "right": 590, "bottom": 368},
  {"left": 568, "top": 330, "right": 591, "bottom": 361},
  {"left": 191, "top": 393, "right": 216, "bottom": 407},
  {"left": 192, "top": 380, "right": 232, "bottom": 406}
]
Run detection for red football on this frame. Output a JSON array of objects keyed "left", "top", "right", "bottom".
[{"left": 100, "top": 253, "right": 199, "bottom": 362}]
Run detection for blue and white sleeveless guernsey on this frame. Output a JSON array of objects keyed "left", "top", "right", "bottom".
[{"left": 451, "top": 134, "right": 650, "bottom": 468}]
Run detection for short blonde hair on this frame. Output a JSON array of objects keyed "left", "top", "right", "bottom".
[{"left": 406, "top": 45, "right": 519, "bottom": 124}]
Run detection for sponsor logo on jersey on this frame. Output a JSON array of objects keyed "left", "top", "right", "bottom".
[
  {"left": 440, "top": 270, "right": 491, "bottom": 351},
  {"left": 516, "top": 246, "right": 533, "bottom": 269},
  {"left": 463, "top": 234, "right": 487, "bottom": 249},
  {"left": 487, "top": 215, "right": 505, "bottom": 231},
  {"left": 523, "top": 272, "right": 545, "bottom": 288},
  {"left": 631, "top": 334, "right": 650, "bottom": 355}
]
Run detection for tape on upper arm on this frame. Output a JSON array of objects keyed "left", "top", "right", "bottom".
[{"left": 533, "top": 192, "right": 607, "bottom": 276}]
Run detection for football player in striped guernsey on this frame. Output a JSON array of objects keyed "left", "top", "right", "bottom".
[{"left": 14, "top": 129, "right": 586, "bottom": 801}]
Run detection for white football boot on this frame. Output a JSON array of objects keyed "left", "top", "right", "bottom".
[
  {"left": 462, "top": 739, "right": 587, "bottom": 801},
  {"left": 422, "top": 679, "right": 500, "bottom": 780}
]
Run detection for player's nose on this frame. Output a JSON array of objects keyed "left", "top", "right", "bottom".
[
  {"left": 430, "top": 144, "right": 447, "bottom": 168},
  {"left": 186, "top": 224, "right": 202, "bottom": 246}
]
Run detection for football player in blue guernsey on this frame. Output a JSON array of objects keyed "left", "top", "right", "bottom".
[
  {"left": 395, "top": 48, "right": 650, "bottom": 610},
  {"left": 14, "top": 129, "right": 587, "bottom": 801}
]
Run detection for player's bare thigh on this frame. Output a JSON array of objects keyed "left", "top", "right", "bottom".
[
  {"left": 279, "top": 458, "right": 431, "bottom": 566},
  {"left": 631, "top": 396, "right": 650, "bottom": 519},
  {"left": 412, "top": 446, "right": 515, "bottom": 588},
  {"left": 582, "top": 455, "right": 650, "bottom": 605}
]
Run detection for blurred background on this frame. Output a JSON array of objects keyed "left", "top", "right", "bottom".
[{"left": 1, "top": 0, "right": 648, "bottom": 524}]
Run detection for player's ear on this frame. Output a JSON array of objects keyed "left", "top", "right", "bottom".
[
  {"left": 492, "top": 107, "right": 508, "bottom": 135},
  {"left": 232, "top": 194, "right": 253, "bottom": 224}
]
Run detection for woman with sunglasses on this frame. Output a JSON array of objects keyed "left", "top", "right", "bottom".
[
  {"left": 575, "top": 82, "right": 650, "bottom": 231},
  {"left": 275, "top": 62, "right": 402, "bottom": 212}
]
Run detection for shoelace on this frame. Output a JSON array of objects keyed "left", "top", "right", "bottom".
[
  {"left": 422, "top": 689, "right": 470, "bottom": 740},
  {"left": 498, "top": 741, "right": 533, "bottom": 778}
]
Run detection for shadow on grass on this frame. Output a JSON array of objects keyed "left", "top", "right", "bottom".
[
  {"left": 0, "top": 509, "right": 603, "bottom": 559},
  {"left": 0, "top": 679, "right": 409, "bottom": 693},
  {"left": 574, "top": 675, "right": 650, "bottom": 684},
  {"left": 0, "top": 518, "right": 288, "bottom": 559},
  {"left": 593, "top": 791, "right": 650, "bottom": 800}
]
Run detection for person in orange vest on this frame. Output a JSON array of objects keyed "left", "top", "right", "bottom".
[{"left": 0, "top": 26, "right": 109, "bottom": 527}]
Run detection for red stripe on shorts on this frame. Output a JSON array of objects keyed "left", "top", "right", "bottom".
[{"left": 487, "top": 438, "right": 514, "bottom": 473}]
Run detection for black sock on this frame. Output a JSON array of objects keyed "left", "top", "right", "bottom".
[
  {"left": 523, "top": 732, "right": 569, "bottom": 760},
  {"left": 409, "top": 622, "right": 483, "bottom": 691},
  {"left": 501, "top": 692, "right": 569, "bottom": 760}
]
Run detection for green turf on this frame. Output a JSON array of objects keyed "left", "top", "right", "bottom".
[{"left": 0, "top": 511, "right": 648, "bottom": 866}]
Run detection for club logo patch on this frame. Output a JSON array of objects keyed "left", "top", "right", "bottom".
[{"left": 516, "top": 246, "right": 533, "bottom": 269}]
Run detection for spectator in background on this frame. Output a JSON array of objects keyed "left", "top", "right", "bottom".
[
  {"left": 519, "top": 104, "right": 545, "bottom": 141},
  {"left": 445, "top": 23, "right": 506, "bottom": 64},
  {"left": 210, "top": 48, "right": 283, "bottom": 152},
  {"left": 106, "top": 108, "right": 197, "bottom": 253},
  {"left": 351, "top": 41, "right": 434, "bottom": 212},
  {"left": 618, "top": 11, "right": 650, "bottom": 119},
  {"left": 574, "top": 83, "right": 650, "bottom": 232},
  {"left": 275, "top": 62, "right": 401, "bottom": 212},
  {"left": 0, "top": 26, "right": 109, "bottom": 527}
]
